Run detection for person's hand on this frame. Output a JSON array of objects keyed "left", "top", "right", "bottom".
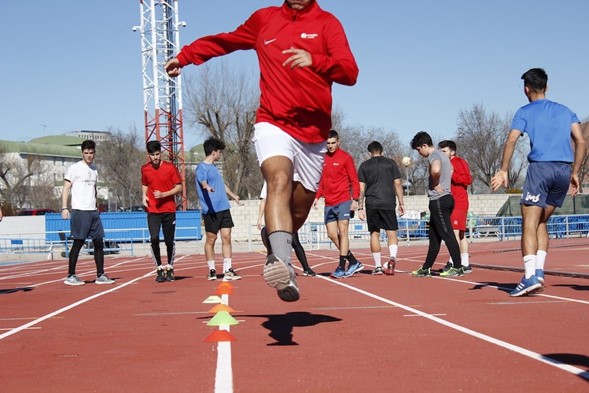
[
  {"left": 434, "top": 185, "right": 444, "bottom": 194},
  {"left": 164, "top": 57, "right": 182, "bottom": 77},
  {"left": 491, "top": 170, "right": 508, "bottom": 191},
  {"left": 282, "top": 48, "right": 312, "bottom": 68},
  {"left": 398, "top": 205, "right": 405, "bottom": 216},
  {"left": 358, "top": 209, "right": 366, "bottom": 221},
  {"left": 570, "top": 174, "right": 580, "bottom": 197},
  {"left": 153, "top": 190, "right": 163, "bottom": 199},
  {"left": 61, "top": 208, "right": 70, "bottom": 219},
  {"left": 234, "top": 196, "right": 243, "bottom": 206}
]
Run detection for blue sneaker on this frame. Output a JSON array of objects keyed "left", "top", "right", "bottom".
[
  {"left": 535, "top": 269, "right": 545, "bottom": 284},
  {"left": 509, "top": 275, "right": 542, "bottom": 297},
  {"left": 331, "top": 267, "right": 346, "bottom": 279},
  {"left": 344, "top": 262, "right": 364, "bottom": 277}
]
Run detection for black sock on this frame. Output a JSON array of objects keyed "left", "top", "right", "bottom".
[
  {"left": 347, "top": 251, "right": 358, "bottom": 264},
  {"left": 339, "top": 255, "right": 347, "bottom": 269}
]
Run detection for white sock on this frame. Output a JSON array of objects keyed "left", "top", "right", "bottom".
[
  {"left": 461, "top": 253, "right": 470, "bottom": 267},
  {"left": 536, "top": 250, "right": 546, "bottom": 271},
  {"left": 372, "top": 252, "right": 382, "bottom": 268},
  {"left": 207, "top": 260, "right": 215, "bottom": 271},
  {"left": 523, "top": 255, "right": 536, "bottom": 279},
  {"left": 223, "top": 258, "right": 232, "bottom": 272},
  {"left": 389, "top": 245, "right": 398, "bottom": 259}
]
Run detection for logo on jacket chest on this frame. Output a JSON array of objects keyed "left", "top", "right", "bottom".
[{"left": 301, "top": 33, "right": 318, "bottom": 39}]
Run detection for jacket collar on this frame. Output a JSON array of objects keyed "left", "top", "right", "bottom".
[{"left": 281, "top": 1, "right": 320, "bottom": 21}]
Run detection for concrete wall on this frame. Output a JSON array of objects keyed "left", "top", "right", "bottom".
[
  {"left": 0, "top": 194, "right": 513, "bottom": 242},
  {"left": 228, "top": 193, "right": 512, "bottom": 241}
]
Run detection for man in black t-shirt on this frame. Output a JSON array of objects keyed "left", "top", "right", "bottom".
[{"left": 357, "top": 141, "right": 405, "bottom": 275}]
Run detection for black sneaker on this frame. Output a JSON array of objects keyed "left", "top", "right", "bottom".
[
  {"left": 156, "top": 267, "right": 166, "bottom": 283},
  {"left": 463, "top": 265, "right": 473, "bottom": 274},
  {"left": 442, "top": 262, "right": 453, "bottom": 273},
  {"left": 208, "top": 269, "right": 217, "bottom": 281},
  {"left": 303, "top": 269, "right": 317, "bottom": 277},
  {"left": 165, "top": 266, "right": 175, "bottom": 281}
]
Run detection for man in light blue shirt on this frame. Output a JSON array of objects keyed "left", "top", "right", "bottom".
[{"left": 492, "top": 68, "right": 586, "bottom": 297}]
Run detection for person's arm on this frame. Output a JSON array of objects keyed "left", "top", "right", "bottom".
[
  {"left": 165, "top": 10, "right": 260, "bottom": 77},
  {"left": 357, "top": 182, "right": 366, "bottom": 220},
  {"left": 0, "top": 204, "right": 3, "bottom": 222},
  {"left": 570, "top": 122, "right": 586, "bottom": 196},
  {"left": 142, "top": 184, "right": 149, "bottom": 208},
  {"left": 257, "top": 198, "right": 266, "bottom": 230},
  {"left": 394, "top": 178, "right": 405, "bottom": 216},
  {"left": 225, "top": 185, "right": 242, "bottom": 205},
  {"left": 430, "top": 157, "right": 442, "bottom": 192},
  {"left": 61, "top": 180, "right": 72, "bottom": 218},
  {"left": 346, "top": 156, "right": 360, "bottom": 210},
  {"left": 153, "top": 184, "right": 182, "bottom": 199},
  {"left": 492, "top": 130, "right": 520, "bottom": 191},
  {"left": 309, "top": 18, "right": 358, "bottom": 86},
  {"left": 452, "top": 158, "right": 472, "bottom": 186}
]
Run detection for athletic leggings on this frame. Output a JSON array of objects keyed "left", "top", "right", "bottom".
[
  {"left": 68, "top": 238, "right": 104, "bottom": 276},
  {"left": 147, "top": 212, "right": 176, "bottom": 266},
  {"left": 292, "top": 232, "right": 311, "bottom": 271},
  {"left": 423, "top": 194, "right": 462, "bottom": 269}
]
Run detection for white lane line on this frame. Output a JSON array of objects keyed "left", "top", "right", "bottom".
[
  {"left": 316, "top": 275, "right": 589, "bottom": 381},
  {"left": 215, "top": 292, "right": 233, "bottom": 393},
  {"left": 0, "top": 271, "right": 153, "bottom": 341}
]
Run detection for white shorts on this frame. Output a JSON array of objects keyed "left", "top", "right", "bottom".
[{"left": 253, "top": 122, "right": 326, "bottom": 192}]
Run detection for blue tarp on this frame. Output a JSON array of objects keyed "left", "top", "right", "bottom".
[{"left": 45, "top": 211, "right": 202, "bottom": 242}]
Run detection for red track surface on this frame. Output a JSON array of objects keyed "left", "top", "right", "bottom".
[{"left": 1, "top": 239, "right": 588, "bottom": 392}]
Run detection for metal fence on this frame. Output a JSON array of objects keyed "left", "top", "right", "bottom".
[{"left": 295, "top": 214, "right": 589, "bottom": 248}]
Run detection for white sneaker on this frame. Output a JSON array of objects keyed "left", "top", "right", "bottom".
[
  {"left": 95, "top": 274, "right": 115, "bottom": 285},
  {"left": 224, "top": 268, "right": 242, "bottom": 280},
  {"left": 64, "top": 275, "right": 85, "bottom": 286}
]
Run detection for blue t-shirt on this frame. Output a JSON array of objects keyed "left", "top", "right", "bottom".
[
  {"left": 196, "top": 162, "right": 230, "bottom": 214},
  {"left": 510, "top": 99, "right": 580, "bottom": 163}
]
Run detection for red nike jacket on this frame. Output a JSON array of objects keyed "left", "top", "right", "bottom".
[{"left": 176, "top": 1, "right": 358, "bottom": 143}]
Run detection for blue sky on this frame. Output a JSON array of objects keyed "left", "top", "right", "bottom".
[{"left": 1, "top": 0, "right": 587, "bottom": 148}]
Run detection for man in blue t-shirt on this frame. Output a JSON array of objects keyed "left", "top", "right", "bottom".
[
  {"left": 196, "top": 137, "right": 243, "bottom": 281},
  {"left": 492, "top": 68, "right": 586, "bottom": 297}
]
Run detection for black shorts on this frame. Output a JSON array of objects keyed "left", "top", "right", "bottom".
[
  {"left": 70, "top": 210, "right": 104, "bottom": 240},
  {"left": 366, "top": 208, "right": 398, "bottom": 233},
  {"left": 203, "top": 210, "right": 234, "bottom": 234}
]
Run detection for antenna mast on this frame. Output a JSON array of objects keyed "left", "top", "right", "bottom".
[{"left": 135, "top": 0, "right": 187, "bottom": 209}]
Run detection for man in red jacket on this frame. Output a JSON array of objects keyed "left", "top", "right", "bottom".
[
  {"left": 165, "top": 0, "right": 358, "bottom": 302},
  {"left": 314, "top": 130, "right": 363, "bottom": 278},
  {"left": 438, "top": 140, "right": 473, "bottom": 273}
]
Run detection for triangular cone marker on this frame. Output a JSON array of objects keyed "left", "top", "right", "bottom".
[
  {"left": 207, "top": 311, "right": 239, "bottom": 326},
  {"left": 216, "top": 281, "right": 233, "bottom": 290},
  {"left": 216, "top": 286, "right": 233, "bottom": 295},
  {"left": 208, "top": 304, "right": 236, "bottom": 314},
  {"left": 203, "top": 329, "right": 237, "bottom": 342},
  {"left": 202, "top": 295, "right": 223, "bottom": 304}
]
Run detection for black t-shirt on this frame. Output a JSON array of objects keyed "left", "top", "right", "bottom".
[{"left": 358, "top": 156, "right": 402, "bottom": 209}]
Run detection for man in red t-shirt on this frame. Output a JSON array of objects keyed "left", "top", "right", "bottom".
[
  {"left": 439, "top": 140, "right": 472, "bottom": 273},
  {"left": 141, "top": 141, "right": 183, "bottom": 282},
  {"left": 314, "top": 130, "right": 363, "bottom": 278}
]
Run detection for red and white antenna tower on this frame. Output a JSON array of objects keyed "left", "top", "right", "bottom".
[{"left": 135, "top": 0, "right": 187, "bottom": 209}]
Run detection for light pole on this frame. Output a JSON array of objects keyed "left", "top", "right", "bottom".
[{"left": 402, "top": 156, "right": 411, "bottom": 196}]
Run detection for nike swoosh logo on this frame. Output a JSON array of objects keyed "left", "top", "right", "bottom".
[{"left": 264, "top": 38, "right": 277, "bottom": 45}]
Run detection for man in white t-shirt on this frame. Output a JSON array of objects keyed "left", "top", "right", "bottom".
[{"left": 61, "top": 140, "right": 115, "bottom": 286}]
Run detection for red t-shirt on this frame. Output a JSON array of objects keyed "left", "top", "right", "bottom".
[{"left": 141, "top": 161, "right": 182, "bottom": 213}]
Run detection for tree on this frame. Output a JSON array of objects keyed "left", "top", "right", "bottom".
[
  {"left": 183, "top": 62, "right": 261, "bottom": 198},
  {"left": 456, "top": 104, "right": 527, "bottom": 193},
  {"left": 96, "top": 129, "right": 144, "bottom": 210}
]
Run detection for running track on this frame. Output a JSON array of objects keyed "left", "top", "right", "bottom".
[{"left": 1, "top": 239, "right": 588, "bottom": 392}]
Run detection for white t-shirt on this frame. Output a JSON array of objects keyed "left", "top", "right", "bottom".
[{"left": 65, "top": 160, "right": 98, "bottom": 210}]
